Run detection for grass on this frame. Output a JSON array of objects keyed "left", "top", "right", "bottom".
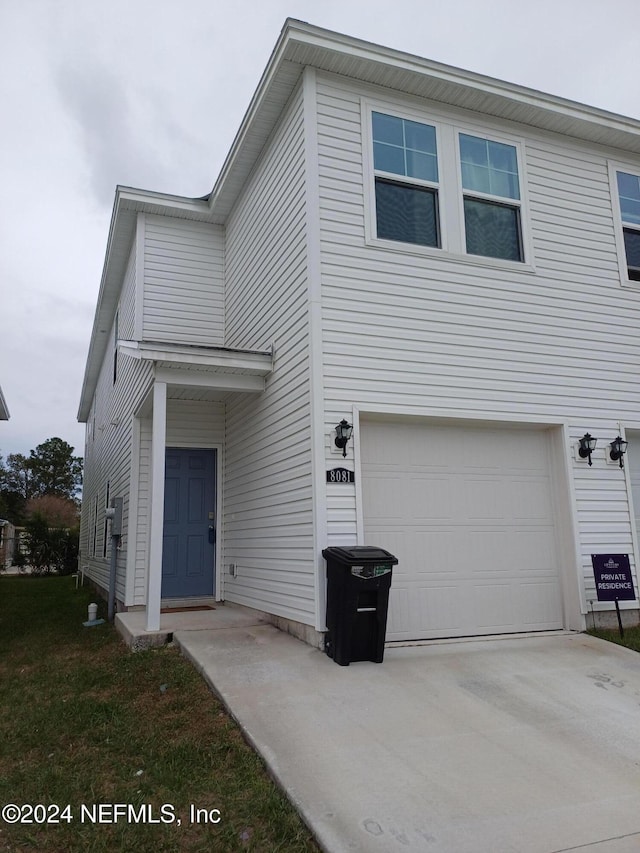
[
  {"left": 0, "top": 576, "right": 318, "bottom": 853},
  {"left": 587, "top": 624, "right": 640, "bottom": 653}
]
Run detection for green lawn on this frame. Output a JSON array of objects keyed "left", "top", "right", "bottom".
[
  {"left": 0, "top": 576, "right": 318, "bottom": 852},
  {"left": 587, "top": 624, "right": 640, "bottom": 653}
]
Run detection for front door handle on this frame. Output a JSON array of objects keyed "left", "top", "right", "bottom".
[{"left": 208, "top": 526, "right": 216, "bottom": 545}]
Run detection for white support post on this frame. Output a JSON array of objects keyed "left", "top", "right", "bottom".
[{"left": 146, "top": 381, "right": 167, "bottom": 632}]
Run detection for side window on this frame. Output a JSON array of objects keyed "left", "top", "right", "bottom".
[
  {"left": 91, "top": 497, "right": 98, "bottom": 558},
  {"left": 113, "top": 310, "right": 119, "bottom": 384},
  {"left": 459, "top": 133, "right": 523, "bottom": 262},
  {"left": 372, "top": 112, "right": 440, "bottom": 248},
  {"left": 102, "top": 481, "right": 110, "bottom": 559},
  {"left": 615, "top": 171, "right": 640, "bottom": 282}
]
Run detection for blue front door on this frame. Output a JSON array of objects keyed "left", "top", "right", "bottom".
[{"left": 161, "top": 448, "right": 216, "bottom": 598}]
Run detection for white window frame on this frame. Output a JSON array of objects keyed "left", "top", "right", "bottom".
[
  {"left": 609, "top": 160, "right": 640, "bottom": 289},
  {"left": 102, "top": 480, "right": 110, "bottom": 559},
  {"left": 362, "top": 99, "right": 534, "bottom": 270},
  {"left": 456, "top": 128, "right": 526, "bottom": 263},
  {"left": 370, "top": 109, "right": 444, "bottom": 251},
  {"left": 113, "top": 309, "right": 119, "bottom": 385},
  {"left": 91, "top": 496, "right": 98, "bottom": 558}
]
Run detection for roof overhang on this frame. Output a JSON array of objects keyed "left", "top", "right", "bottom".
[
  {"left": 79, "top": 20, "right": 640, "bottom": 423},
  {"left": 125, "top": 341, "right": 273, "bottom": 400},
  {"left": 0, "top": 386, "right": 9, "bottom": 420},
  {"left": 208, "top": 18, "right": 640, "bottom": 220}
]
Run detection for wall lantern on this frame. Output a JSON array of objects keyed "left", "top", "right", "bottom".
[
  {"left": 578, "top": 433, "right": 597, "bottom": 466},
  {"left": 334, "top": 419, "right": 353, "bottom": 457},
  {"left": 609, "top": 435, "right": 628, "bottom": 468}
]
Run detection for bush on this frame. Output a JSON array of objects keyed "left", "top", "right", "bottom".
[{"left": 23, "top": 512, "right": 79, "bottom": 576}]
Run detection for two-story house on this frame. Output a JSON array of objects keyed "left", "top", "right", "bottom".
[{"left": 78, "top": 19, "right": 640, "bottom": 646}]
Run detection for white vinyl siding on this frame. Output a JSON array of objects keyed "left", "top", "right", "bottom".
[
  {"left": 143, "top": 216, "right": 224, "bottom": 346},
  {"left": 223, "top": 82, "right": 315, "bottom": 625},
  {"left": 315, "top": 73, "right": 640, "bottom": 609},
  {"left": 79, "top": 232, "right": 154, "bottom": 604}
]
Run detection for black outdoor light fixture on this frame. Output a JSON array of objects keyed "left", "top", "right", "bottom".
[
  {"left": 578, "top": 433, "right": 597, "bottom": 466},
  {"left": 609, "top": 435, "right": 628, "bottom": 468},
  {"left": 334, "top": 419, "right": 353, "bottom": 457}
]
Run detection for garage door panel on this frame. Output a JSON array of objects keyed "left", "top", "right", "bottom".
[
  {"left": 512, "top": 479, "right": 554, "bottom": 521},
  {"left": 361, "top": 419, "right": 564, "bottom": 641},
  {"left": 409, "top": 476, "right": 455, "bottom": 520},
  {"left": 388, "top": 584, "right": 463, "bottom": 637},
  {"left": 516, "top": 582, "right": 563, "bottom": 628},
  {"left": 473, "top": 584, "right": 515, "bottom": 630},
  {"left": 363, "top": 476, "right": 406, "bottom": 520}
]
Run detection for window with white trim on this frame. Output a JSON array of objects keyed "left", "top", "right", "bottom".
[
  {"left": 91, "top": 497, "right": 98, "bottom": 558},
  {"left": 369, "top": 106, "right": 527, "bottom": 264},
  {"left": 113, "top": 310, "right": 119, "bottom": 384},
  {"left": 102, "top": 481, "right": 110, "bottom": 559},
  {"left": 372, "top": 111, "right": 440, "bottom": 248},
  {"left": 615, "top": 170, "right": 640, "bottom": 282},
  {"left": 459, "top": 133, "right": 523, "bottom": 262}
]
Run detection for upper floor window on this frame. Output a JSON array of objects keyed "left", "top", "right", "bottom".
[
  {"left": 372, "top": 111, "right": 440, "bottom": 248},
  {"left": 459, "top": 133, "right": 523, "bottom": 262},
  {"left": 616, "top": 170, "right": 640, "bottom": 281},
  {"left": 368, "top": 106, "right": 528, "bottom": 265}
]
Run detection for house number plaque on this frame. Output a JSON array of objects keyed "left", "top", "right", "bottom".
[{"left": 326, "top": 467, "right": 355, "bottom": 484}]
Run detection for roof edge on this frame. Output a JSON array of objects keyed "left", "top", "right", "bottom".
[{"left": 0, "top": 385, "right": 9, "bottom": 420}]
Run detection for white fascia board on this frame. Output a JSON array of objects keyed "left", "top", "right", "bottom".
[
  {"left": 284, "top": 20, "right": 640, "bottom": 136},
  {"left": 0, "top": 386, "right": 9, "bottom": 420},
  {"left": 116, "top": 186, "right": 212, "bottom": 217},
  {"left": 120, "top": 340, "right": 272, "bottom": 374}
]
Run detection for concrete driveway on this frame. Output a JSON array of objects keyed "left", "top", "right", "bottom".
[{"left": 175, "top": 626, "right": 640, "bottom": 853}]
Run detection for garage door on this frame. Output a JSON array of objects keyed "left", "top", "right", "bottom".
[{"left": 361, "top": 419, "right": 563, "bottom": 641}]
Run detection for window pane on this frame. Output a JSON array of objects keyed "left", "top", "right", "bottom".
[
  {"left": 623, "top": 228, "right": 640, "bottom": 279},
  {"left": 372, "top": 112, "right": 403, "bottom": 146},
  {"left": 372, "top": 112, "right": 438, "bottom": 181},
  {"left": 376, "top": 178, "right": 439, "bottom": 247},
  {"left": 461, "top": 163, "right": 490, "bottom": 195},
  {"left": 460, "top": 133, "right": 520, "bottom": 200},
  {"left": 490, "top": 170, "right": 520, "bottom": 200},
  {"left": 460, "top": 134, "right": 488, "bottom": 167},
  {"left": 374, "top": 142, "right": 405, "bottom": 175},
  {"left": 617, "top": 171, "right": 640, "bottom": 201},
  {"left": 617, "top": 172, "right": 640, "bottom": 226},
  {"left": 489, "top": 140, "right": 518, "bottom": 174},
  {"left": 464, "top": 197, "right": 522, "bottom": 261},
  {"left": 406, "top": 150, "right": 438, "bottom": 182},
  {"left": 404, "top": 120, "right": 437, "bottom": 158},
  {"left": 620, "top": 197, "right": 640, "bottom": 226}
]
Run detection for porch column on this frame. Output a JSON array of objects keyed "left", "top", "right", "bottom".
[{"left": 146, "top": 381, "right": 167, "bottom": 632}]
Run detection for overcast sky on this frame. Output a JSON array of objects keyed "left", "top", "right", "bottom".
[{"left": 1, "top": 0, "right": 639, "bottom": 459}]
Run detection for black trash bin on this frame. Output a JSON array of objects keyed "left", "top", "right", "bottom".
[{"left": 322, "top": 546, "right": 398, "bottom": 666}]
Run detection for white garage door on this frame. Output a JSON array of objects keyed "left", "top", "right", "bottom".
[{"left": 361, "top": 419, "right": 564, "bottom": 641}]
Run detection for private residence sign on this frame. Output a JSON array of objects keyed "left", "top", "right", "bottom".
[{"left": 591, "top": 554, "right": 635, "bottom": 602}]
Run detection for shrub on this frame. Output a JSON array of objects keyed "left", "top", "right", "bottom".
[{"left": 23, "top": 512, "right": 79, "bottom": 576}]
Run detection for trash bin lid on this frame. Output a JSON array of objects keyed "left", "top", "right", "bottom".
[{"left": 322, "top": 546, "right": 398, "bottom": 566}]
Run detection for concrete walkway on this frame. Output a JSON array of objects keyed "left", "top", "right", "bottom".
[{"left": 175, "top": 626, "right": 640, "bottom": 853}]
